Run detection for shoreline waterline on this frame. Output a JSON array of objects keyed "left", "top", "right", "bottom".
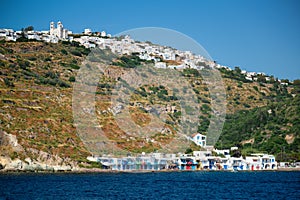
[{"left": 1, "top": 167, "right": 299, "bottom": 174}]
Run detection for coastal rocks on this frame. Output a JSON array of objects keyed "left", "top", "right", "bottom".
[
  {"left": 0, "top": 156, "right": 11, "bottom": 169},
  {"left": 5, "top": 158, "right": 23, "bottom": 170},
  {"left": 0, "top": 131, "right": 79, "bottom": 172},
  {"left": 0, "top": 155, "right": 77, "bottom": 172},
  {"left": 25, "top": 148, "right": 79, "bottom": 171}
]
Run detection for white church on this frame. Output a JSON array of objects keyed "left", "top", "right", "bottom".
[{"left": 49, "top": 21, "right": 68, "bottom": 39}]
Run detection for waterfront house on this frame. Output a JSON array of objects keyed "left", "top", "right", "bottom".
[
  {"left": 177, "top": 154, "right": 198, "bottom": 170},
  {"left": 229, "top": 157, "right": 247, "bottom": 171},
  {"left": 193, "top": 151, "right": 211, "bottom": 170},
  {"left": 218, "top": 157, "right": 230, "bottom": 170},
  {"left": 252, "top": 154, "right": 277, "bottom": 170},
  {"left": 206, "top": 156, "right": 219, "bottom": 170},
  {"left": 245, "top": 156, "right": 261, "bottom": 170}
]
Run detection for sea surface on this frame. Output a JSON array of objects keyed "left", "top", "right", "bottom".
[{"left": 0, "top": 171, "right": 299, "bottom": 200}]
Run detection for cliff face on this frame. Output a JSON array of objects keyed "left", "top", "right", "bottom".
[{"left": 0, "top": 130, "right": 79, "bottom": 171}]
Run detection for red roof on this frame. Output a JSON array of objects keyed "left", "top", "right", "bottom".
[{"left": 191, "top": 133, "right": 200, "bottom": 138}]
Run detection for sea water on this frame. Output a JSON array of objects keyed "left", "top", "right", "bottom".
[{"left": 0, "top": 171, "right": 299, "bottom": 199}]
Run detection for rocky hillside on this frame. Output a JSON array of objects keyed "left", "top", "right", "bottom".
[{"left": 0, "top": 40, "right": 299, "bottom": 170}]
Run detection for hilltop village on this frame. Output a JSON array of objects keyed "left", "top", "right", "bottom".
[{"left": 0, "top": 21, "right": 291, "bottom": 85}]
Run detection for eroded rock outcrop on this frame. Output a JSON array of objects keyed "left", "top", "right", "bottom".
[{"left": 0, "top": 130, "right": 79, "bottom": 172}]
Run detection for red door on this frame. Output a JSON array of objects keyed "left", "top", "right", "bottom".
[{"left": 186, "top": 161, "right": 192, "bottom": 170}]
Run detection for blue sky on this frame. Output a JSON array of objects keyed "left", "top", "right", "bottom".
[{"left": 1, "top": 0, "right": 299, "bottom": 80}]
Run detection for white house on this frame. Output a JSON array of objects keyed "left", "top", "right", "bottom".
[
  {"left": 84, "top": 28, "right": 92, "bottom": 35},
  {"left": 229, "top": 157, "right": 247, "bottom": 170},
  {"left": 0, "top": 29, "right": 7, "bottom": 37},
  {"left": 101, "top": 31, "right": 106, "bottom": 37},
  {"left": 27, "top": 32, "right": 40, "bottom": 40},
  {"left": 260, "top": 154, "right": 277, "bottom": 170},
  {"left": 191, "top": 133, "right": 206, "bottom": 147},
  {"left": 245, "top": 155, "right": 262, "bottom": 170}
]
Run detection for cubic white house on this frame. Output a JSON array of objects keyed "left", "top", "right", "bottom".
[{"left": 191, "top": 133, "right": 207, "bottom": 147}]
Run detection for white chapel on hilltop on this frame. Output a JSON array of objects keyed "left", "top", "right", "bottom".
[{"left": 49, "top": 21, "right": 68, "bottom": 39}]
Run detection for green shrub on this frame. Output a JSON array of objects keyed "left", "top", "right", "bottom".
[
  {"left": 253, "top": 86, "right": 258, "bottom": 91},
  {"left": 69, "top": 76, "right": 76, "bottom": 82},
  {"left": 70, "top": 50, "right": 82, "bottom": 57},
  {"left": 58, "top": 80, "right": 70, "bottom": 88},
  {"left": 45, "top": 71, "right": 59, "bottom": 79},
  {"left": 48, "top": 78, "right": 58, "bottom": 86},
  {"left": 202, "top": 98, "right": 210, "bottom": 104},
  {"left": 44, "top": 57, "right": 51, "bottom": 62},
  {"left": 69, "top": 63, "right": 80, "bottom": 70},
  {"left": 16, "top": 37, "right": 29, "bottom": 42},
  {"left": 243, "top": 103, "right": 251, "bottom": 108},
  {"left": 28, "top": 57, "right": 37, "bottom": 61},
  {"left": 201, "top": 104, "right": 211, "bottom": 111},
  {"left": 61, "top": 49, "right": 68, "bottom": 55},
  {"left": 113, "top": 55, "right": 142, "bottom": 68},
  {"left": 173, "top": 111, "right": 181, "bottom": 118},
  {"left": 182, "top": 68, "right": 200, "bottom": 77},
  {"left": 79, "top": 47, "right": 91, "bottom": 56},
  {"left": 4, "top": 78, "right": 14, "bottom": 87},
  {"left": 18, "top": 59, "right": 30, "bottom": 70}
]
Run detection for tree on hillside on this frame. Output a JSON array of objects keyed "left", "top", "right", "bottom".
[
  {"left": 257, "top": 74, "right": 266, "bottom": 83},
  {"left": 234, "top": 66, "right": 242, "bottom": 74},
  {"left": 292, "top": 79, "right": 300, "bottom": 94},
  {"left": 293, "top": 79, "right": 300, "bottom": 86},
  {"left": 24, "top": 26, "right": 34, "bottom": 32},
  {"left": 281, "top": 79, "right": 290, "bottom": 84},
  {"left": 269, "top": 75, "right": 276, "bottom": 83}
]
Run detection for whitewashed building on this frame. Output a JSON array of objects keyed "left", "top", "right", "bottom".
[
  {"left": 191, "top": 133, "right": 206, "bottom": 147},
  {"left": 84, "top": 28, "right": 92, "bottom": 35},
  {"left": 49, "top": 21, "right": 68, "bottom": 39}
]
